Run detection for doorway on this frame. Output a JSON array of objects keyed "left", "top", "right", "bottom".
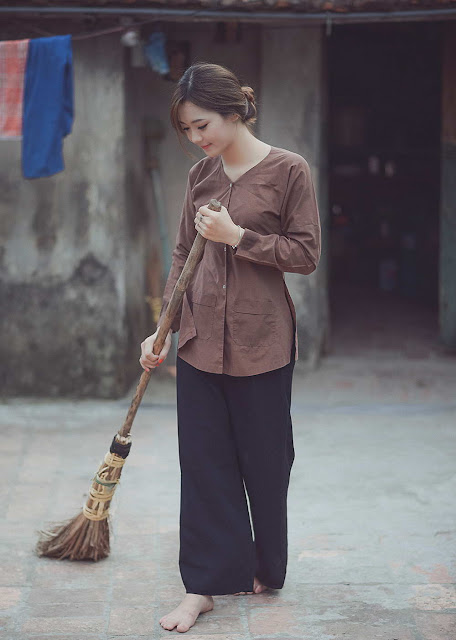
[{"left": 328, "top": 21, "right": 442, "bottom": 357}]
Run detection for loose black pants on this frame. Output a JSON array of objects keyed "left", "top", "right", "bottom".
[{"left": 175, "top": 339, "right": 296, "bottom": 596}]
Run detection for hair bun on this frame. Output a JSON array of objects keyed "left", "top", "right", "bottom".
[{"left": 242, "top": 86, "right": 255, "bottom": 105}]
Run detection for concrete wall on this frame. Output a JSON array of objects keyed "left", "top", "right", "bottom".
[
  {"left": 258, "top": 26, "right": 329, "bottom": 368},
  {"left": 0, "top": 33, "right": 127, "bottom": 397}
]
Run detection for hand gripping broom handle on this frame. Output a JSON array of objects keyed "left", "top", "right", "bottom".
[{"left": 118, "top": 198, "right": 222, "bottom": 439}]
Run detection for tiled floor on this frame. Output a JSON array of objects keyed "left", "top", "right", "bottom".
[{"left": 1, "top": 345, "right": 456, "bottom": 639}]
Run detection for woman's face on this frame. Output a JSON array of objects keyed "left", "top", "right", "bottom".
[{"left": 177, "top": 101, "right": 238, "bottom": 156}]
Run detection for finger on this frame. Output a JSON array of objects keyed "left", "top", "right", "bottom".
[
  {"left": 144, "top": 347, "right": 160, "bottom": 359},
  {"left": 141, "top": 359, "right": 157, "bottom": 370},
  {"left": 156, "top": 344, "right": 169, "bottom": 359},
  {"left": 139, "top": 359, "right": 150, "bottom": 372}
]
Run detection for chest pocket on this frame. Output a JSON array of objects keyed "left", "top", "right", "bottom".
[
  {"left": 232, "top": 298, "right": 276, "bottom": 347},
  {"left": 188, "top": 291, "right": 217, "bottom": 340}
]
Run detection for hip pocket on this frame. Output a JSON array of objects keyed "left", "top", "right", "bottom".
[
  {"left": 232, "top": 298, "right": 276, "bottom": 347},
  {"left": 188, "top": 291, "right": 216, "bottom": 340}
]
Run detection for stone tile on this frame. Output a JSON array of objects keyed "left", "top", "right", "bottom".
[
  {"left": 0, "top": 614, "right": 15, "bottom": 634},
  {"left": 108, "top": 605, "right": 155, "bottom": 635},
  {"left": 21, "top": 615, "right": 104, "bottom": 634},
  {"left": 31, "top": 558, "right": 111, "bottom": 588},
  {"left": 114, "top": 516, "right": 160, "bottom": 536},
  {"left": 107, "top": 637, "right": 155, "bottom": 640},
  {"left": 156, "top": 636, "right": 245, "bottom": 640},
  {"left": 0, "top": 562, "right": 28, "bottom": 587},
  {"left": 25, "top": 601, "right": 105, "bottom": 617},
  {"left": 27, "top": 587, "right": 105, "bottom": 604},
  {"left": 322, "top": 620, "right": 416, "bottom": 640},
  {"left": 23, "top": 636, "right": 101, "bottom": 640},
  {"left": 255, "top": 637, "right": 317, "bottom": 640},
  {"left": 248, "top": 606, "right": 301, "bottom": 636},
  {"left": 0, "top": 587, "right": 22, "bottom": 609},
  {"left": 409, "top": 584, "right": 456, "bottom": 610},
  {"left": 110, "top": 534, "right": 157, "bottom": 557},
  {"left": 414, "top": 612, "right": 456, "bottom": 640},
  {"left": 157, "top": 583, "right": 187, "bottom": 601},
  {"left": 111, "top": 560, "right": 157, "bottom": 582},
  {"left": 112, "top": 581, "right": 157, "bottom": 606}
]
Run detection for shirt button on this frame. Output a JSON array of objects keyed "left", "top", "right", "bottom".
[
  {"left": 224, "top": 246, "right": 226, "bottom": 251},
  {"left": 222, "top": 284, "right": 226, "bottom": 289}
]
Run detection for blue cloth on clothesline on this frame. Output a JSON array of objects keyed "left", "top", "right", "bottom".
[
  {"left": 144, "top": 32, "right": 170, "bottom": 76},
  {"left": 22, "top": 34, "right": 74, "bottom": 179}
]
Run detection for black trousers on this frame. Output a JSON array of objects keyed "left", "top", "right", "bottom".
[{"left": 175, "top": 339, "right": 296, "bottom": 596}]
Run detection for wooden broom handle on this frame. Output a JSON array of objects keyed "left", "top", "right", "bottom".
[{"left": 118, "top": 198, "right": 222, "bottom": 438}]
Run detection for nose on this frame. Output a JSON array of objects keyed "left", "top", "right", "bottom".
[{"left": 190, "top": 130, "right": 203, "bottom": 144}]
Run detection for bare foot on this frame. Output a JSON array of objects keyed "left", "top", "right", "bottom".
[
  {"left": 159, "top": 593, "right": 214, "bottom": 633},
  {"left": 234, "top": 576, "right": 269, "bottom": 595}
]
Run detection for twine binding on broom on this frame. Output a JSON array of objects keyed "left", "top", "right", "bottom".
[
  {"left": 35, "top": 434, "right": 131, "bottom": 560},
  {"left": 82, "top": 451, "right": 126, "bottom": 522}
]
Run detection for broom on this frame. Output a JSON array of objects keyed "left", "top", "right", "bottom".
[{"left": 35, "top": 198, "right": 222, "bottom": 561}]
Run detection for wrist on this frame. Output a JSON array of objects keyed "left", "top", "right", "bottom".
[
  {"left": 230, "top": 224, "right": 240, "bottom": 246},
  {"left": 230, "top": 224, "right": 244, "bottom": 247}
]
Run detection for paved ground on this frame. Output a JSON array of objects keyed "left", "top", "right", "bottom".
[{"left": 1, "top": 349, "right": 456, "bottom": 640}]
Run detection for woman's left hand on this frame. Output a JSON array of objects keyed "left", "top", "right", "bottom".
[{"left": 194, "top": 204, "right": 240, "bottom": 245}]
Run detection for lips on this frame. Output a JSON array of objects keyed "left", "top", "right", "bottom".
[{"left": 201, "top": 144, "right": 211, "bottom": 149}]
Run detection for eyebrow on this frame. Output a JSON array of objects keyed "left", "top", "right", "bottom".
[{"left": 178, "top": 118, "right": 207, "bottom": 125}]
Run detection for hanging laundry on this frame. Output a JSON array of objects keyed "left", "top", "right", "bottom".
[
  {"left": 22, "top": 35, "right": 74, "bottom": 179},
  {"left": 144, "top": 32, "right": 170, "bottom": 77},
  {"left": 0, "top": 39, "right": 30, "bottom": 139}
]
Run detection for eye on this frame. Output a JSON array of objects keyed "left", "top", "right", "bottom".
[{"left": 181, "top": 124, "right": 208, "bottom": 132}]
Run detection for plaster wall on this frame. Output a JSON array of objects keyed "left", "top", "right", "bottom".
[
  {"left": 0, "top": 33, "right": 127, "bottom": 397},
  {"left": 258, "top": 26, "right": 329, "bottom": 368}
]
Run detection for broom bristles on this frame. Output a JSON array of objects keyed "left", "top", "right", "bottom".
[{"left": 35, "top": 511, "right": 111, "bottom": 562}]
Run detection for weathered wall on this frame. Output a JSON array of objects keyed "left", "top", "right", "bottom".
[
  {"left": 0, "top": 33, "right": 127, "bottom": 397},
  {"left": 440, "top": 22, "right": 456, "bottom": 349},
  {"left": 0, "top": 21, "right": 327, "bottom": 398},
  {"left": 258, "top": 25, "right": 329, "bottom": 369}
]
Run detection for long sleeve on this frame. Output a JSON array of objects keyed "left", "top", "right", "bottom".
[
  {"left": 157, "top": 173, "right": 197, "bottom": 333},
  {"left": 233, "top": 158, "right": 321, "bottom": 275}
]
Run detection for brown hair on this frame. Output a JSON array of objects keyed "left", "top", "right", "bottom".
[{"left": 169, "top": 61, "right": 258, "bottom": 158}]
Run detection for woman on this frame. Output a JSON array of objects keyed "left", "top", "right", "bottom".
[{"left": 140, "top": 62, "right": 321, "bottom": 633}]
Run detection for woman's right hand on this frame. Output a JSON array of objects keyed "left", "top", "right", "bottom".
[{"left": 140, "top": 326, "right": 172, "bottom": 372}]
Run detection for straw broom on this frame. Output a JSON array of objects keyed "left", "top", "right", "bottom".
[{"left": 35, "top": 198, "right": 222, "bottom": 561}]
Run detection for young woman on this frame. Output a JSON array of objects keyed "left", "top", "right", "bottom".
[{"left": 140, "top": 62, "right": 321, "bottom": 633}]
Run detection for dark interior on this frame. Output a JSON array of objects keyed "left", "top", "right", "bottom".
[{"left": 328, "top": 21, "right": 442, "bottom": 356}]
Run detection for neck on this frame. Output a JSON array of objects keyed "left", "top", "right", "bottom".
[{"left": 221, "top": 127, "right": 267, "bottom": 168}]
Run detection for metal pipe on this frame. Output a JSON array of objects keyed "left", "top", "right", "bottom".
[{"left": 1, "top": 5, "right": 456, "bottom": 25}]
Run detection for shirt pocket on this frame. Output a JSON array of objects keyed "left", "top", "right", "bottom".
[
  {"left": 188, "top": 291, "right": 217, "bottom": 340},
  {"left": 232, "top": 298, "right": 276, "bottom": 347}
]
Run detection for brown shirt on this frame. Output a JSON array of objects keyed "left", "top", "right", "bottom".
[{"left": 157, "top": 144, "right": 321, "bottom": 376}]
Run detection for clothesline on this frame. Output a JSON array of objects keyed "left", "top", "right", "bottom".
[{"left": 2, "top": 15, "right": 190, "bottom": 43}]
